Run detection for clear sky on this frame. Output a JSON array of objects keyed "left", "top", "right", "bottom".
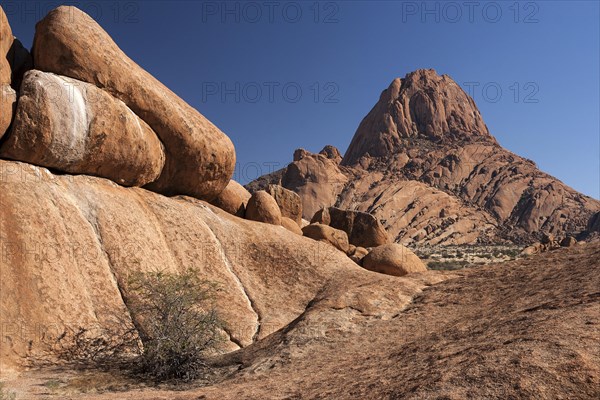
[{"left": 3, "top": 0, "right": 599, "bottom": 198}]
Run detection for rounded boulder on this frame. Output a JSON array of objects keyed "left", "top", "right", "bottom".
[
  {"left": 211, "top": 180, "right": 251, "bottom": 217},
  {"left": 302, "top": 223, "right": 349, "bottom": 254},
  {"left": 362, "top": 244, "right": 427, "bottom": 277},
  {"left": 246, "top": 191, "right": 282, "bottom": 225}
]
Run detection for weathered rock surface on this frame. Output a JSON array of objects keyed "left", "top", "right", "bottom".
[
  {"left": 362, "top": 243, "right": 427, "bottom": 276},
  {"left": 311, "top": 207, "right": 389, "bottom": 248},
  {"left": 0, "top": 6, "right": 17, "bottom": 138},
  {"left": 210, "top": 180, "right": 251, "bottom": 217},
  {"left": 319, "top": 145, "right": 342, "bottom": 162},
  {"left": 250, "top": 70, "right": 600, "bottom": 245},
  {"left": 245, "top": 191, "right": 281, "bottom": 225},
  {"left": 184, "top": 243, "right": 600, "bottom": 400},
  {"left": 266, "top": 184, "right": 302, "bottom": 226},
  {"left": 247, "top": 147, "right": 350, "bottom": 220},
  {"left": 5, "top": 238, "right": 600, "bottom": 399},
  {"left": 0, "top": 5, "right": 12, "bottom": 85},
  {"left": 0, "top": 159, "right": 396, "bottom": 373},
  {"left": 302, "top": 223, "right": 350, "bottom": 253},
  {"left": 0, "top": 85, "right": 16, "bottom": 140},
  {"left": 33, "top": 6, "right": 235, "bottom": 200},
  {"left": 0, "top": 71, "right": 165, "bottom": 187},
  {"left": 349, "top": 246, "right": 369, "bottom": 265},
  {"left": 343, "top": 69, "right": 494, "bottom": 165}
]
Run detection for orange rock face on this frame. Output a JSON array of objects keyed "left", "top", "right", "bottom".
[
  {"left": 0, "top": 160, "right": 372, "bottom": 371},
  {"left": 0, "top": 6, "right": 15, "bottom": 138},
  {"left": 245, "top": 191, "right": 282, "bottom": 225},
  {"left": 211, "top": 180, "right": 252, "bottom": 217},
  {"left": 1, "top": 71, "right": 165, "bottom": 187}
]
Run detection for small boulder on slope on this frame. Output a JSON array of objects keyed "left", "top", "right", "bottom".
[
  {"left": 302, "top": 223, "right": 350, "bottom": 254},
  {"left": 362, "top": 243, "right": 427, "bottom": 277},
  {"left": 246, "top": 191, "right": 282, "bottom": 226},
  {"left": 211, "top": 180, "right": 251, "bottom": 217}
]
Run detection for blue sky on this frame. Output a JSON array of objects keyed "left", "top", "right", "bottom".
[{"left": 3, "top": 1, "right": 599, "bottom": 198}]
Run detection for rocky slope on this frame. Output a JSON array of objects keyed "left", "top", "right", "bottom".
[
  {"left": 5, "top": 241, "right": 599, "bottom": 399},
  {"left": 2, "top": 159, "right": 440, "bottom": 374},
  {"left": 250, "top": 70, "right": 600, "bottom": 245}
]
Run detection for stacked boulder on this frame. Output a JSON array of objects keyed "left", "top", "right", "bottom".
[
  {"left": 311, "top": 207, "right": 390, "bottom": 248},
  {"left": 303, "top": 206, "right": 426, "bottom": 277},
  {"left": 216, "top": 183, "right": 305, "bottom": 235},
  {"left": 266, "top": 184, "right": 303, "bottom": 227},
  {"left": 211, "top": 180, "right": 252, "bottom": 217},
  {"left": 1, "top": 71, "right": 165, "bottom": 186},
  {"left": 0, "top": 6, "right": 235, "bottom": 199},
  {"left": 302, "top": 223, "right": 350, "bottom": 253},
  {"left": 521, "top": 233, "right": 578, "bottom": 256}
]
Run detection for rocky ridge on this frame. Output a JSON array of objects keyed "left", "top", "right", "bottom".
[{"left": 249, "top": 70, "right": 600, "bottom": 245}]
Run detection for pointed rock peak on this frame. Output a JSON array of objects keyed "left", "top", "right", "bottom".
[
  {"left": 319, "top": 145, "right": 342, "bottom": 162},
  {"left": 293, "top": 148, "right": 310, "bottom": 161},
  {"left": 342, "top": 69, "right": 496, "bottom": 166}
]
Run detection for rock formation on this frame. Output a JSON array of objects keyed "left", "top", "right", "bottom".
[
  {"left": 301, "top": 223, "right": 350, "bottom": 253},
  {"left": 281, "top": 217, "right": 303, "bottom": 235},
  {"left": 0, "top": 6, "right": 17, "bottom": 139},
  {"left": 311, "top": 207, "right": 389, "bottom": 248},
  {"left": 362, "top": 243, "right": 427, "bottom": 276},
  {"left": 32, "top": 6, "right": 235, "bottom": 201},
  {"left": 247, "top": 146, "right": 350, "bottom": 220},
  {"left": 0, "top": 159, "right": 384, "bottom": 371},
  {"left": 245, "top": 191, "right": 282, "bottom": 225},
  {"left": 210, "top": 180, "right": 251, "bottom": 217},
  {"left": 266, "top": 184, "right": 303, "bottom": 226},
  {"left": 1, "top": 71, "right": 165, "bottom": 187},
  {"left": 250, "top": 70, "right": 600, "bottom": 245}
]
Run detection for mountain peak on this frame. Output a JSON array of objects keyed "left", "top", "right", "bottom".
[{"left": 342, "top": 69, "right": 494, "bottom": 166}]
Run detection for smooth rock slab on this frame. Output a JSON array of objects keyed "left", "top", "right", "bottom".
[
  {"left": 0, "top": 70, "right": 165, "bottom": 187},
  {"left": 33, "top": 6, "right": 235, "bottom": 200}
]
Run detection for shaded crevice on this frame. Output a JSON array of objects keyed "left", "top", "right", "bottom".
[
  {"left": 222, "top": 327, "right": 243, "bottom": 349},
  {"left": 80, "top": 210, "right": 142, "bottom": 336},
  {"left": 202, "top": 219, "right": 262, "bottom": 344}
]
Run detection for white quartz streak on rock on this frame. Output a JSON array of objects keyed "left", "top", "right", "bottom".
[
  {"left": 39, "top": 73, "right": 89, "bottom": 164},
  {"left": 0, "top": 70, "right": 165, "bottom": 187}
]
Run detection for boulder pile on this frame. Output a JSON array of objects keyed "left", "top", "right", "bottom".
[
  {"left": 521, "top": 233, "right": 579, "bottom": 256},
  {"left": 2, "top": 5, "right": 236, "bottom": 200}
]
